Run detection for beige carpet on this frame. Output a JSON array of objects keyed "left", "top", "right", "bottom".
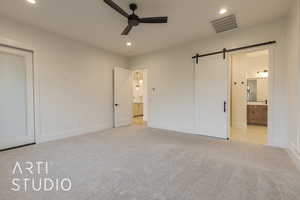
[{"left": 0, "top": 126, "right": 299, "bottom": 200}]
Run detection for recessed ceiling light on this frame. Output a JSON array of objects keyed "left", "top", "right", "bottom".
[
  {"left": 219, "top": 8, "right": 227, "bottom": 15},
  {"left": 26, "top": 0, "right": 36, "bottom": 4},
  {"left": 126, "top": 42, "right": 132, "bottom": 47}
]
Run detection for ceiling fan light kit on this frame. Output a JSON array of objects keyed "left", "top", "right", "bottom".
[{"left": 103, "top": 0, "right": 168, "bottom": 35}]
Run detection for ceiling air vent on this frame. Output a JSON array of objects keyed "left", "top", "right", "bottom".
[{"left": 211, "top": 14, "right": 238, "bottom": 33}]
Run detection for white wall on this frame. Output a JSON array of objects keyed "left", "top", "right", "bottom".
[
  {"left": 285, "top": 0, "right": 300, "bottom": 167},
  {"left": 130, "top": 20, "right": 288, "bottom": 148},
  {"left": 0, "top": 16, "right": 128, "bottom": 143}
]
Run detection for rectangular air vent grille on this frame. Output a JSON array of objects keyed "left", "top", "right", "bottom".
[{"left": 211, "top": 14, "right": 238, "bottom": 33}]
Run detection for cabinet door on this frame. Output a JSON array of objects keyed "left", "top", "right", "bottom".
[{"left": 247, "top": 105, "right": 268, "bottom": 126}]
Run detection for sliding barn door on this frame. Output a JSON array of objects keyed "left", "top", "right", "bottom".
[
  {"left": 195, "top": 54, "right": 229, "bottom": 139},
  {"left": 114, "top": 67, "right": 133, "bottom": 127},
  {"left": 0, "top": 47, "right": 35, "bottom": 150}
]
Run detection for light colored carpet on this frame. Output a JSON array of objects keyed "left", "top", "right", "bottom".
[{"left": 0, "top": 126, "right": 300, "bottom": 200}]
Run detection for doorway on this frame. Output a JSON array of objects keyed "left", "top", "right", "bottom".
[
  {"left": 113, "top": 67, "right": 148, "bottom": 128},
  {"left": 132, "top": 69, "right": 147, "bottom": 126},
  {"left": 0, "top": 46, "right": 35, "bottom": 150},
  {"left": 230, "top": 49, "right": 270, "bottom": 145}
]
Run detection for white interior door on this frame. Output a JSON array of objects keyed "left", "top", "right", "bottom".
[
  {"left": 195, "top": 54, "right": 229, "bottom": 139},
  {"left": 0, "top": 46, "right": 35, "bottom": 150},
  {"left": 114, "top": 67, "right": 132, "bottom": 127}
]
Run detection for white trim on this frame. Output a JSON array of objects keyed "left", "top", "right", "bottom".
[
  {"left": 227, "top": 45, "right": 276, "bottom": 146},
  {"left": 131, "top": 68, "right": 149, "bottom": 122},
  {"left": 142, "top": 69, "right": 148, "bottom": 122},
  {"left": 148, "top": 124, "right": 227, "bottom": 140},
  {"left": 193, "top": 59, "right": 198, "bottom": 135},
  {"left": 267, "top": 46, "right": 275, "bottom": 146},
  {"left": 226, "top": 56, "right": 231, "bottom": 139},
  {"left": 33, "top": 51, "right": 42, "bottom": 145},
  {"left": 287, "top": 142, "right": 300, "bottom": 171},
  {"left": 0, "top": 37, "right": 41, "bottom": 138},
  {"left": 115, "top": 119, "right": 132, "bottom": 128},
  {"left": 0, "top": 36, "right": 36, "bottom": 53},
  {"left": 36, "top": 121, "right": 112, "bottom": 143},
  {"left": 0, "top": 46, "right": 36, "bottom": 149},
  {"left": 130, "top": 66, "right": 149, "bottom": 123}
]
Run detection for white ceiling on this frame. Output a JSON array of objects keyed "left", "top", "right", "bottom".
[{"left": 0, "top": 0, "right": 292, "bottom": 57}]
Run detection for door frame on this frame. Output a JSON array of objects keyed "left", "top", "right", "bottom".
[
  {"left": 228, "top": 45, "right": 275, "bottom": 145},
  {"left": 0, "top": 44, "right": 36, "bottom": 150},
  {"left": 131, "top": 68, "right": 149, "bottom": 122}
]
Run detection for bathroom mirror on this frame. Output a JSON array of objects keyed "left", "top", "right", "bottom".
[{"left": 247, "top": 78, "right": 268, "bottom": 103}]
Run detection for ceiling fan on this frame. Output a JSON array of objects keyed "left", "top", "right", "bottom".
[{"left": 103, "top": 0, "right": 168, "bottom": 35}]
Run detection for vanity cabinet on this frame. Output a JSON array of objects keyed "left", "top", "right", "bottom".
[
  {"left": 247, "top": 105, "right": 268, "bottom": 126},
  {"left": 133, "top": 103, "right": 143, "bottom": 117}
]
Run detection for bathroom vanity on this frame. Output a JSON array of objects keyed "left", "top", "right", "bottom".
[
  {"left": 133, "top": 103, "right": 143, "bottom": 117},
  {"left": 247, "top": 103, "right": 268, "bottom": 126},
  {"left": 247, "top": 78, "right": 268, "bottom": 126}
]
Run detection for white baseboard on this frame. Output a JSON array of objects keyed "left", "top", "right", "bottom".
[
  {"left": 149, "top": 124, "right": 194, "bottom": 134},
  {"left": 148, "top": 124, "right": 227, "bottom": 140},
  {"left": 287, "top": 142, "right": 300, "bottom": 171},
  {"left": 36, "top": 121, "right": 113, "bottom": 143},
  {"left": 115, "top": 118, "right": 132, "bottom": 128}
]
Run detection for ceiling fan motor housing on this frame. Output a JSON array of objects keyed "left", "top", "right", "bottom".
[
  {"left": 128, "top": 14, "right": 139, "bottom": 26},
  {"left": 128, "top": 4, "right": 139, "bottom": 26}
]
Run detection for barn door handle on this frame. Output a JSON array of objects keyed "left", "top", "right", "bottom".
[{"left": 224, "top": 101, "right": 227, "bottom": 113}]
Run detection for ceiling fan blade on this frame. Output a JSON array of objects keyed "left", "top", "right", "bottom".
[
  {"left": 121, "top": 25, "right": 133, "bottom": 35},
  {"left": 139, "top": 17, "right": 168, "bottom": 23},
  {"left": 103, "top": 0, "right": 129, "bottom": 18}
]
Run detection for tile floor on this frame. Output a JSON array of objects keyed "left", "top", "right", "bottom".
[
  {"left": 231, "top": 125, "right": 267, "bottom": 145},
  {"left": 132, "top": 116, "right": 146, "bottom": 126}
]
